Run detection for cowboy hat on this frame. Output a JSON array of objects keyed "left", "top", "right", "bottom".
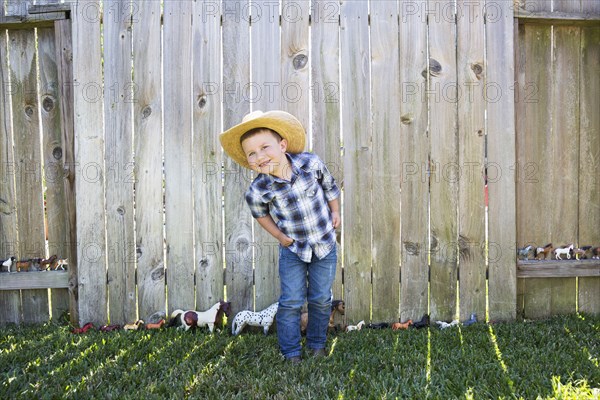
[{"left": 220, "top": 110, "right": 306, "bottom": 169}]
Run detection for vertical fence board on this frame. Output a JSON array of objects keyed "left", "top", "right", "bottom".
[
  {"left": 132, "top": 0, "right": 165, "bottom": 321},
  {"left": 578, "top": 25, "right": 600, "bottom": 315},
  {"left": 310, "top": 0, "right": 342, "bottom": 303},
  {"left": 428, "top": 0, "right": 458, "bottom": 322},
  {"left": 104, "top": 0, "right": 136, "bottom": 324},
  {"left": 518, "top": 23, "right": 552, "bottom": 319},
  {"left": 457, "top": 0, "right": 485, "bottom": 322},
  {"left": 192, "top": 0, "right": 223, "bottom": 310},
  {"left": 9, "top": 29, "right": 49, "bottom": 323},
  {"left": 72, "top": 0, "right": 107, "bottom": 326},
  {"left": 164, "top": 0, "right": 194, "bottom": 312},
  {"left": 487, "top": 0, "right": 516, "bottom": 321},
  {"left": 399, "top": 0, "right": 429, "bottom": 322},
  {"left": 222, "top": 0, "right": 253, "bottom": 317},
  {"left": 340, "top": 0, "right": 371, "bottom": 323},
  {"left": 251, "top": 0, "right": 281, "bottom": 311},
  {"left": 547, "top": 23, "right": 580, "bottom": 315},
  {"left": 0, "top": 9, "right": 21, "bottom": 323},
  {"left": 514, "top": 19, "right": 525, "bottom": 318},
  {"left": 54, "top": 19, "right": 78, "bottom": 325},
  {"left": 281, "top": 0, "right": 310, "bottom": 132},
  {"left": 38, "top": 26, "right": 70, "bottom": 320},
  {"left": 370, "top": 0, "right": 401, "bottom": 322}
]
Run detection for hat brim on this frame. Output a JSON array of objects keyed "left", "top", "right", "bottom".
[{"left": 220, "top": 110, "right": 306, "bottom": 170}]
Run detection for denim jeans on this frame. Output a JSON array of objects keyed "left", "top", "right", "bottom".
[{"left": 277, "top": 245, "right": 337, "bottom": 359}]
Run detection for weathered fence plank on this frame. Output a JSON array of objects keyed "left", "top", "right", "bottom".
[
  {"left": 72, "top": 0, "right": 107, "bottom": 326},
  {"left": 340, "top": 0, "right": 371, "bottom": 323},
  {"left": 0, "top": 4, "right": 21, "bottom": 323},
  {"left": 457, "top": 0, "right": 486, "bottom": 323},
  {"left": 310, "top": 0, "right": 342, "bottom": 304},
  {"left": 104, "top": 0, "right": 136, "bottom": 324},
  {"left": 38, "top": 25, "right": 70, "bottom": 321},
  {"left": 164, "top": 0, "right": 195, "bottom": 313},
  {"left": 514, "top": 15, "right": 526, "bottom": 318},
  {"left": 517, "top": 22, "right": 553, "bottom": 319},
  {"left": 487, "top": 0, "right": 517, "bottom": 321},
  {"left": 132, "top": 0, "right": 165, "bottom": 321},
  {"left": 252, "top": 0, "right": 281, "bottom": 311},
  {"left": 428, "top": 0, "right": 458, "bottom": 322},
  {"left": 577, "top": 0, "right": 600, "bottom": 314},
  {"left": 547, "top": 22, "right": 580, "bottom": 315},
  {"left": 370, "top": 0, "right": 401, "bottom": 322},
  {"left": 9, "top": 28, "right": 49, "bottom": 324},
  {"left": 192, "top": 0, "right": 224, "bottom": 311},
  {"left": 54, "top": 18, "right": 78, "bottom": 325},
  {"left": 281, "top": 0, "right": 310, "bottom": 135},
  {"left": 399, "top": 0, "right": 429, "bottom": 323},
  {"left": 222, "top": 0, "right": 253, "bottom": 317},
  {"left": 518, "top": 261, "right": 600, "bottom": 278},
  {"left": 0, "top": 272, "right": 68, "bottom": 290}
]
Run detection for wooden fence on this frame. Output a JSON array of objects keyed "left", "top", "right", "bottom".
[{"left": 0, "top": 0, "right": 598, "bottom": 327}]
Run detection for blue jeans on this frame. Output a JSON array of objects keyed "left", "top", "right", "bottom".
[{"left": 277, "top": 245, "right": 337, "bottom": 359}]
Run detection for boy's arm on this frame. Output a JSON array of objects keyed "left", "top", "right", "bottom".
[
  {"left": 255, "top": 215, "right": 294, "bottom": 247},
  {"left": 328, "top": 198, "right": 341, "bottom": 229}
]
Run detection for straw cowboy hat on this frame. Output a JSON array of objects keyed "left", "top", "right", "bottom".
[{"left": 220, "top": 110, "right": 306, "bottom": 169}]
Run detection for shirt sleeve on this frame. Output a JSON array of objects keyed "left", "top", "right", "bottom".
[
  {"left": 245, "top": 185, "right": 270, "bottom": 219},
  {"left": 316, "top": 156, "right": 340, "bottom": 202}
]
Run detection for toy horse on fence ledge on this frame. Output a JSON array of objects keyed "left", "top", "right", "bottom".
[
  {"left": 231, "top": 302, "right": 279, "bottom": 335},
  {"left": 1, "top": 257, "right": 16, "bottom": 273},
  {"left": 169, "top": 300, "right": 232, "bottom": 333},
  {"left": 534, "top": 243, "right": 553, "bottom": 260},
  {"left": 554, "top": 244, "right": 574, "bottom": 260}
]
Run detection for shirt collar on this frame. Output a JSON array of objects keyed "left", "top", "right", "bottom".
[{"left": 263, "top": 153, "right": 305, "bottom": 185}]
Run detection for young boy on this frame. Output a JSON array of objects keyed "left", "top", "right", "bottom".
[{"left": 220, "top": 110, "right": 340, "bottom": 364}]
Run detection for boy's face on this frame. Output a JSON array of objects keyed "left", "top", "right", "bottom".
[{"left": 241, "top": 130, "right": 289, "bottom": 176}]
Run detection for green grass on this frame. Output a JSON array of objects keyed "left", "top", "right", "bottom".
[{"left": 1, "top": 314, "right": 599, "bottom": 399}]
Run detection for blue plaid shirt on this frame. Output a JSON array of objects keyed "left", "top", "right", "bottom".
[{"left": 245, "top": 152, "right": 340, "bottom": 263}]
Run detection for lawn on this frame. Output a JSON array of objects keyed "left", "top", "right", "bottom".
[{"left": 1, "top": 314, "right": 599, "bottom": 399}]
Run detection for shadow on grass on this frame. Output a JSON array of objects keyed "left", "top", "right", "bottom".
[{"left": 0, "top": 314, "right": 598, "bottom": 399}]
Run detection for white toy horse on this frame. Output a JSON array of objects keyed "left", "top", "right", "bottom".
[
  {"left": 345, "top": 320, "right": 365, "bottom": 332},
  {"left": 231, "top": 302, "right": 278, "bottom": 335},
  {"left": 1, "top": 256, "right": 16, "bottom": 273},
  {"left": 436, "top": 320, "right": 459, "bottom": 330},
  {"left": 169, "top": 300, "right": 231, "bottom": 333},
  {"left": 554, "top": 244, "right": 574, "bottom": 260}
]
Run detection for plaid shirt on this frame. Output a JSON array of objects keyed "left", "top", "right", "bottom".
[{"left": 245, "top": 152, "right": 340, "bottom": 263}]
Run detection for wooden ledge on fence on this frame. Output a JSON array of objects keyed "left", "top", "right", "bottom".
[
  {"left": 0, "top": 271, "right": 69, "bottom": 291},
  {"left": 517, "top": 259, "right": 600, "bottom": 278},
  {"left": 515, "top": 8, "right": 600, "bottom": 26},
  {"left": 0, "top": 3, "right": 70, "bottom": 29}
]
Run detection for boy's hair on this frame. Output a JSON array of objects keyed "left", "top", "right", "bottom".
[{"left": 240, "top": 127, "right": 283, "bottom": 145}]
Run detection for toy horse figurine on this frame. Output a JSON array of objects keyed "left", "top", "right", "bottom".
[
  {"left": 345, "top": 320, "right": 365, "bottom": 332},
  {"left": 436, "top": 320, "right": 459, "bottom": 330},
  {"left": 534, "top": 243, "right": 553, "bottom": 260},
  {"left": 231, "top": 302, "right": 279, "bottom": 335},
  {"left": 554, "top": 244, "right": 574, "bottom": 260},
  {"left": 392, "top": 320, "right": 413, "bottom": 330},
  {"left": 124, "top": 320, "right": 145, "bottom": 331},
  {"left": 169, "top": 300, "right": 231, "bottom": 333},
  {"left": 517, "top": 245, "right": 533, "bottom": 260}
]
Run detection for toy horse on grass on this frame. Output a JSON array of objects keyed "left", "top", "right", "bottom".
[
  {"left": 231, "top": 302, "right": 279, "bottom": 335},
  {"left": 169, "top": 300, "right": 232, "bottom": 333}
]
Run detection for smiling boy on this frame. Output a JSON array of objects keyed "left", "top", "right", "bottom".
[{"left": 220, "top": 110, "right": 340, "bottom": 364}]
